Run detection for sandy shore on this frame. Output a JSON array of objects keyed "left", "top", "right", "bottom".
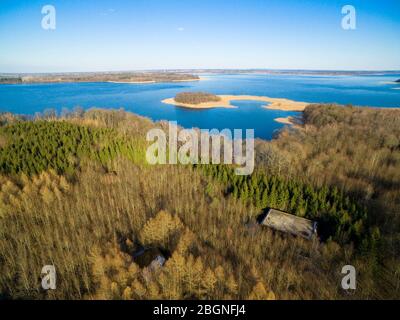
[
  {"left": 162, "top": 95, "right": 308, "bottom": 111},
  {"left": 274, "top": 117, "right": 294, "bottom": 125},
  {"left": 274, "top": 116, "right": 305, "bottom": 130},
  {"left": 198, "top": 76, "right": 211, "bottom": 81}
]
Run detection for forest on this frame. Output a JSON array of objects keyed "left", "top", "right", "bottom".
[
  {"left": 0, "top": 77, "right": 23, "bottom": 84},
  {"left": 0, "top": 104, "right": 399, "bottom": 299}
]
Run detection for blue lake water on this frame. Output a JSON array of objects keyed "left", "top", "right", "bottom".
[{"left": 0, "top": 73, "right": 399, "bottom": 140}]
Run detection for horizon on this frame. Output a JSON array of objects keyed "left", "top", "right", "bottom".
[
  {"left": 1, "top": 0, "right": 400, "bottom": 72},
  {"left": 2, "top": 68, "right": 400, "bottom": 75}
]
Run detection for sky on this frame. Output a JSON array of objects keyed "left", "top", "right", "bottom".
[{"left": 0, "top": 0, "right": 399, "bottom": 72}]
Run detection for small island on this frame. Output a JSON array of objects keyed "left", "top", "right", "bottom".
[
  {"left": 162, "top": 93, "right": 308, "bottom": 111},
  {"left": 396, "top": 79, "right": 400, "bottom": 83},
  {"left": 175, "top": 92, "right": 222, "bottom": 105}
]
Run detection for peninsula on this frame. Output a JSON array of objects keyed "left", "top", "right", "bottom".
[
  {"left": 162, "top": 93, "right": 308, "bottom": 111},
  {"left": 274, "top": 116, "right": 295, "bottom": 125}
]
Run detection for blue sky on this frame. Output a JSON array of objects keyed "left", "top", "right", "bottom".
[{"left": 0, "top": 0, "right": 399, "bottom": 72}]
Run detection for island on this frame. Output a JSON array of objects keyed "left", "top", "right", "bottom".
[
  {"left": 396, "top": 79, "right": 400, "bottom": 83},
  {"left": 162, "top": 93, "right": 308, "bottom": 111},
  {"left": 0, "top": 72, "right": 200, "bottom": 84},
  {"left": 175, "top": 92, "right": 222, "bottom": 105}
]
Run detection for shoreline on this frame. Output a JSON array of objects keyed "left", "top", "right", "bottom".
[
  {"left": 107, "top": 78, "right": 201, "bottom": 84},
  {"left": 161, "top": 94, "right": 308, "bottom": 111},
  {"left": 108, "top": 78, "right": 200, "bottom": 84},
  {"left": 171, "top": 78, "right": 201, "bottom": 82},
  {"left": 0, "top": 79, "right": 201, "bottom": 85},
  {"left": 274, "top": 116, "right": 304, "bottom": 131},
  {"left": 380, "top": 81, "right": 399, "bottom": 85},
  {"left": 274, "top": 116, "right": 295, "bottom": 125},
  {"left": 107, "top": 80, "right": 156, "bottom": 84}
]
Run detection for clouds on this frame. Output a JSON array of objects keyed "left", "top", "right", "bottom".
[{"left": 177, "top": 27, "right": 185, "bottom": 32}]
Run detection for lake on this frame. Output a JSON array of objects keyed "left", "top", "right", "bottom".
[{"left": 0, "top": 73, "right": 399, "bottom": 140}]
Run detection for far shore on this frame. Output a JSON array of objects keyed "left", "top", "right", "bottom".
[
  {"left": 162, "top": 94, "right": 309, "bottom": 111},
  {"left": 0, "top": 72, "right": 200, "bottom": 85}
]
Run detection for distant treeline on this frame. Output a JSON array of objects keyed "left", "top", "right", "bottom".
[
  {"left": 175, "top": 92, "right": 221, "bottom": 104},
  {"left": 0, "top": 77, "right": 23, "bottom": 84},
  {"left": 0, "top": 72, "right": 199, "bottom": 84}
]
